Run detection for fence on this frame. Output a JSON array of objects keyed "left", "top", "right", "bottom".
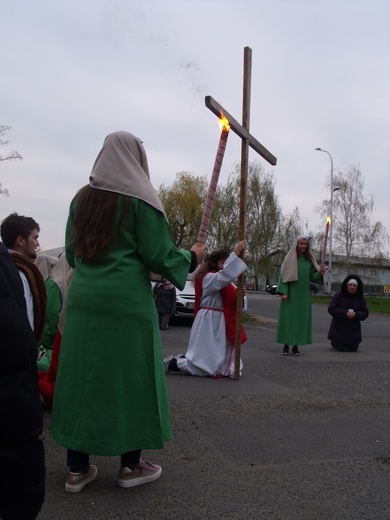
[{"left": 327, "top": 283, "right": 387, "bottom": 296}]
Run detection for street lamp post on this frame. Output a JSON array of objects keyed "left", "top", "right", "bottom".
[{"left": 315, "top": 147, "right": 334, "bottom": 294}]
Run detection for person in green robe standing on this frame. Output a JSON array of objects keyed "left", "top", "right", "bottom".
[
  {"left": 51, "top": 131, "right": 205, "bottom": 493},
  {"left": 276, "top": 236, "right": 324, "bottom": 356}
]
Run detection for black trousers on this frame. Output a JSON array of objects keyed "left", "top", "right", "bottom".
[
  {"left": 67, "top": 448, "right": 142, "bottom": 471},
  {"left": 0, "top": 436, "right": 45, "bottom": 520}
]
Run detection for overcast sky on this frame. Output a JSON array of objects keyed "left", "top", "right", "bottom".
[{"left": 1, "top": 0, "right": 389, "bottom": 251}]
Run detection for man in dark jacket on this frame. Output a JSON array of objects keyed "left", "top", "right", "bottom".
[
  {"left": 327, "top": 274, "right": 369, "bottom": 352},
  {"left": 0, "top": 242, "right": 45, "bottom": 519},
  {"left": 1, "top": 212, "right": 47, "bottom": 341}
]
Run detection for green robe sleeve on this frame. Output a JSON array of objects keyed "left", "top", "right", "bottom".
[
  {"left": 309, "top": 264, "right": 323, "bottom": 285},
  {"left": 135, "top": 200, "right": 191, "bottom": 290},
  {"left": 276, "top": 274, "right": 289, "bottom": 296}
]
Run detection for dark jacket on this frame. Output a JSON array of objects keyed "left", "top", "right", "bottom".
[
  {"left": 153, "top": 281, "right": 176, "bottom": 315},
  {"left": 0, "top": 242, "right": 43, "bottom": 446},
  {"left": 327, "top": 274, "right": 369, "bottom": 346}
]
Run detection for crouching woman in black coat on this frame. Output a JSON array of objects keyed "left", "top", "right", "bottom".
[{"left": 327, "top": 274, "right": 369, "bottom": 352}]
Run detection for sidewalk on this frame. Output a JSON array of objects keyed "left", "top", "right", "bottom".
[{"left": 39, "top": 323, "right": 390, "bottom": 519}]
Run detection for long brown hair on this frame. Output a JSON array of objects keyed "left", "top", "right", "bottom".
[
  {"left": 70, "top": 185, "right": 131, "bottom": 261},
  {"left": 193, "top": 247, "right": 230, "bottom": 283}
]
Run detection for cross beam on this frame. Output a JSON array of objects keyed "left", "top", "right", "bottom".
[{"left": 205, "top": 95, "right": 277, "bottom": 166}]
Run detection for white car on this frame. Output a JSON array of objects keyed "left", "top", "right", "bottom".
[
  {"left": 151, "top": 276, "right": 195, "bottom": 318},
  {"left": 175, "top": 279, "right": 195, "bottom": 317}
]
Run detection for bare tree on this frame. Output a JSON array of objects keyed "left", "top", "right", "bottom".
[
  {"left": 245, "top": 162, "right": 283, "bottom": 288},
  {"left": 317, "top": 164, "right": 388, "bottom": 269},
  {"left": 206, "top": 174, "right": 240, "bottom": 251},
  {"left": 157, "top": 165, "right": 304, "bottom": 287},
  {"left": 209, "top": 161, "right": 301, "bottom": 288},
  {"left": 0, "top": 125, "right": 23, "bottom": 196},
  {"left": 279, "top": 207, "right": 303, "bottom": 252}
]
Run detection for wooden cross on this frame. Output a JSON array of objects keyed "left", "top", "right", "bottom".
[{"left": 205, "top": 46, "right": 277, "bottom": 380}]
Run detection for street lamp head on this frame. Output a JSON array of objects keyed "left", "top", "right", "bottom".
[{"left": 315, "top": 147, "right": 333, "bottom": 162}]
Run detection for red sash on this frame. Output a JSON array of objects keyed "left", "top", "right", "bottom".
[{"left": 195, "top": 273, "right": 247, "bottom": 345}]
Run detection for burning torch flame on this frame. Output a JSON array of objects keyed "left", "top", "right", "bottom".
[
  {"left": 218, "top": 111, "right": 230, "bottom": 132},
  {"left": 326, "top": 216, "right": 331, "bottom": 225}
]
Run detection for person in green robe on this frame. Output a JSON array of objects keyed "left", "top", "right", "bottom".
[
  {"left": 37, "top": 254, "right": 72, "bottom": 372},
  {"left": 51, "top": 131, "right": 205, "bottom": 493},
  {"left": 276, "top": 236, "right": 324, "bottom": 356}
]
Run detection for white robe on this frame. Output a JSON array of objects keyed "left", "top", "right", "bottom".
[{"left": 177, "top": 252, "right": 247, "bottom": 378}]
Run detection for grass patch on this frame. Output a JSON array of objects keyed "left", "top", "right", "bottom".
[
  {"left": 242, "top": 313, "right": 277, "bottom": 327},
  {"left": 242, "top": 313, "right": 263, "bottom": 325},
  {"left": 365, "top": 297, "right": 390, "bottom": 315},
  {"left": 311, "top": 295, "right": 390, "bottom": 315}
]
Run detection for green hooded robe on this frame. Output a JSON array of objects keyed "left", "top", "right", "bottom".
[
  {"left": 51, "top": 199, "right": 191, "bottom": 455},
  {"left": 276, "top": 256, "right": 322, "bottom": 346}
]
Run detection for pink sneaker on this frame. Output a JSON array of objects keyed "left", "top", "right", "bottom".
[
  {"left": 118, "top": 459, "right": 162, "bottom": 488},
  {"left": 65, "top": 465, "right": 97, "bottom": 493}
]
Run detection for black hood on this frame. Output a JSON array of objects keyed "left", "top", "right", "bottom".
[{"left": 340, "top": 274, "right": 364, "bottom": 297}]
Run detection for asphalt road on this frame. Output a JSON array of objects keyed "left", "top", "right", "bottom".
[{"left": 38, "top": 294, "right": 390, "bottom": 520}]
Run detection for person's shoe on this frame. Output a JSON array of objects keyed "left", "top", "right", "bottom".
[
  {"left": 118, "top": 459, "right": 162, "bottom": 488},
  {"left": 282, "top": 345, "right": 289, "bottom": 356},
  {"left": 65, "top": 465, "right": 97, "bottom": 493},
  {"left": 164, "top": 354, "right": 183, "bottom": 372},
  {"left": 164, "top": 355, "right": 175, "bottom": 372},
  {"left": 292, "top": 346, "right": 301, "bottom": 356}
]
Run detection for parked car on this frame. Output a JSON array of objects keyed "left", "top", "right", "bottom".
[
  {"left": 266, "top": 283, "right": 319, "bottom": 296},
  {"left": 310, "top": 283, "right": 319, "bottom": 295},
  {"left": 152, "top": 276, "right": 195, "bottom": 318},
  {"left": 175, "top": 279, "right": 195, "bottom": 317},
  {"left": 266, "top": 284, "right": 278, "bottom": 295}
]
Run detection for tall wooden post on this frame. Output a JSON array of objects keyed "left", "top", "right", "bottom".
[
  {"left": 234, "top": 47, "right": 251, "bottom": 380},
  {"left": 205, "top": 46, "right": 277, "bottom": 379}
]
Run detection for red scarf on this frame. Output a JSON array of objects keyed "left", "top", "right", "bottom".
[{"left": 195, "top": 272, "right": 247, "bottom": 345}]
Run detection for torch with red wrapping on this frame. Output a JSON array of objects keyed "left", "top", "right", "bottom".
[
  {"left": 321, "top": 216, "right": 331, "bottom": 270},
  {"left": 197, "top": 113, "right": 230, "bottom": 244}
]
